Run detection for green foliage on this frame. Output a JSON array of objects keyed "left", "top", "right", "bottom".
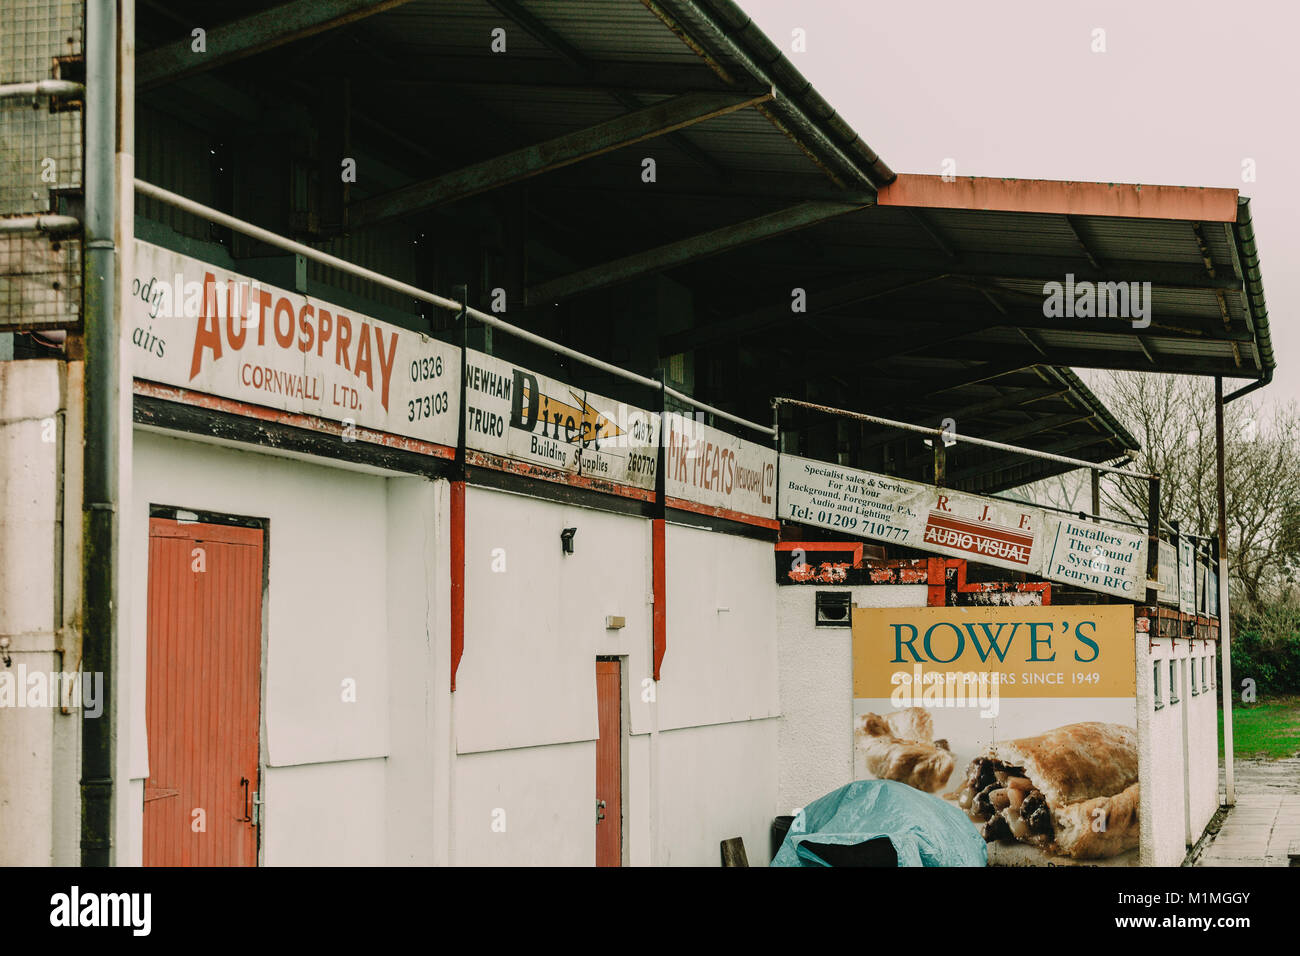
[{"left": 1228, "top": 598, "right": 1300, "bottom": 695}]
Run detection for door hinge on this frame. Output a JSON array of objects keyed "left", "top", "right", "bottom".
[{"left": 251, "top": 790, "right": 262, "bottom": 826}]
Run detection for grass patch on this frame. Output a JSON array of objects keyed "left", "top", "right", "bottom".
[{"left": 1218, "top": 696, "right": 1300, "bottom": 759}]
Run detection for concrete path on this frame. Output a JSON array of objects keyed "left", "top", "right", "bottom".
[{"left": 1192, "top": 757, "right": 1300, "bottom": 866}]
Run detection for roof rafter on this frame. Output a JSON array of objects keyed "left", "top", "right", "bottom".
[
  {"left": 526, "top": 200, "right": 866, "bottom": 305},
  {"left": 138, "top": 0, "right": 415, "bottom": 89},
  {"left": 348, "top": 90, "right": 771, "bottom": 227}
]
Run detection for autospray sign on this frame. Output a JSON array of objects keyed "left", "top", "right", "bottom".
[
  {"left": 779, "top": 454, "right": 1147, "bottom": 599},
  {"left": 130, "top": 240, "right": 460, "bottom": 447}
]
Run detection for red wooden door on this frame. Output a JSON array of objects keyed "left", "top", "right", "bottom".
[
  {"left": 144, "top": 517, "right": 263, "bottom": 866},
  {"left": 595, "top": 659, "right": 622, "bottom": 867}
]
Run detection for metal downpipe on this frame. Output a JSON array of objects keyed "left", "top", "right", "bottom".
[
  {"left": 80, "top": 0, "right": 119, "bottom": 867},
  {"left": 1215, "top": 376, "right": 1235, "bottom": 806}
]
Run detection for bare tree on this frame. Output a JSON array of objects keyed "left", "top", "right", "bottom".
[
  {"left": 1013, "top": 372, "right": 1300, "bottom": 613},
  {"left": 1095, "top": 372, "right": 1300, "bottom": 614}
]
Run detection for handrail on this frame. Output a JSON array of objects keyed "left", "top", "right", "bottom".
[
  {"left": 133, "top": 178, "right": 775, "bottom": 438},
  {"left": 772, "top": 396, "right": 1158, "bottom": 479}
]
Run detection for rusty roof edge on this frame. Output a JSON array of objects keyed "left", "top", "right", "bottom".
[
  {"left": 877, "top": 174, "right": 1240, "bottom": 221},
  {"left": 1233, "top": 196, "right": 1276, "bottom": 376},
  {"left": 1043, "top": 366, "right": 1141, "bottom": 456},
  {"left": 665, "top": 0, "right": 896, "bottom": 188}
]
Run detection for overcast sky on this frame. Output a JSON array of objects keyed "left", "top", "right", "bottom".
[{"left": 741, "top": 0, "right": 1297, "bottom": 411}]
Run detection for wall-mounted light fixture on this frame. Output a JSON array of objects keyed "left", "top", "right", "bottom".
[{"left": 561, "top": 527, "right": 577, "bottom": 555}]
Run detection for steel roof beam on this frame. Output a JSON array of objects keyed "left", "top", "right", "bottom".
[
  {"left": 902, "top": 412, "right": 1096, "bottom": 469},
  {"left": 483, "top": 0, "right": 586, "bottom": 70},
  {"left": 873, "top": 387, "right": 1066, "bottom": 434},
  {"left": 855, "top": 359, "right": 1036, "bottom": 401},
  {"left": 137, "top": 0, "right": 415, "bottom": 89},
  {"left": 660, "top": 272, "right": 943, "bottom": 354},
  {"left": 371, "top": 61, "right": 751, "bottom": 95},
  {"left": 1018, "top": 327, "right": 1050, "bottom": 357},
  {"left": 765, "top": 352, "right": 1034, "bottom": 408},
  {"left": 1192, "top": 222, "right": 1244, "bottom": 369},
  {"left": 526, "top": 200, "right": 866, "bottom": 305},
  {"left": 1063, "top": 214, "right": 1102, "bottom": 269},
  {"left": 906, "top": 208, "right": 959, "bottom": 259},
  {"left": 855, "top": 387, "right": 1070, "bottom": 446},
  {"left": 853, "top": 304, "right": 1259, "bottom": 342},
  {"left": 936, "top": 277, "right": 1252, "bottom": 339},
  {"left": 542, "top": 166, "right": 874, "bottom": 205},
  {"left": 859, "top": 317, "right": 1008, "bottom": 363},
  {"left": 484, "top": 0, "right": 733, "bottom": 178},
  {"left": 935, "top": 311, "right": 1251, "bottom": 344},
  {"left": 346, "top": 90, "right": 770, "bottom": 228},
  {"left": 724, "top": 301, "right": 1256, "bottom": 350},
  {"left": 913, "top": 343, "right": 1263, "bottom": 378},
  {"left": 947, "top": 436, "right": 1119, "bottom": 484},
  {"left": 730, "top": 247, "right": 1244, "bottom": 291}
]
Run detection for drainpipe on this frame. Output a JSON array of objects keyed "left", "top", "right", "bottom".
[
  {"left": 1214, "top": 377, "right": 1234, "bottom": 807},
  {"left": 80, "top": 0, "right": 119, "bottom": 867},
  {"left": 0, "top": 216, "right": 81, "bottom": 234},
  {"left": 1224, "top": 368, "right": 1272, "bottom": 404},
  {"left": 0, "top": 79, "right": 84, "bottom": 100},
  {"left": 1210, "top": 360, "right": 1271, "bottom": 809}
]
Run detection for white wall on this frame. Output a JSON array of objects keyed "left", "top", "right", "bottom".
[
  {"left": 0, "top": 359, "right": 81, "bottom": 866},
  {"left": 455, "top": 486, "right": 650, "bottom": 864},
  {"left": 385, "top": 477, "right": 452, "bottom": 865},
  {"left": 128, "top": 429, "right": 449, "bottom": 866},
  {"left": 264, "top": 759, "right": 386, "bottom": 865},
  {"left": 453, "top": 742, "right": 594, "bottom": 866},
  {"left": 776, "top": 584, "right": 928, "bottom": 815},
  {"left": 454, "top": 489, "right": 780, "bottom": 865},
  {"left": 456, "top": 486, "right": 654, "bottom": 754},
  {"left": 657, "top": 524, "right": 781, "bottom": 865},
  {"left": 1137, "top": 632, "right": 1190, "bottom": 866},
  {"left": 1186, "top": 640, "right": 1220, "bottom": 839},
  {"left": 659, "top": 525, "right": 780, "bottom": 730},
  {"left": 657, "top": 718, "right": 777, "bottom": 866}
]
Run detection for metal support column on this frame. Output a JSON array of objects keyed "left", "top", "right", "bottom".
[
  {"left": 1145, "top": 476, "right": 1161, "bottom": 606},
  {"left": 1215, "top": 376, "right": 1236, "bottom": 805},
  {"left": 80, "top": 0, "right": 119, "bottom": 867}
]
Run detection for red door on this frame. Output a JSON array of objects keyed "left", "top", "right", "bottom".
[
  {"left": 143, "top": 517, "right": 263, "bottom": 866},
  {"left": 595, "top": 659, "right": 622, "bottom": 867}
]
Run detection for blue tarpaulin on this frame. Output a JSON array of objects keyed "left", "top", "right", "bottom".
[{"left": 771, "top": 780, "right": 988, "bottom": 867}]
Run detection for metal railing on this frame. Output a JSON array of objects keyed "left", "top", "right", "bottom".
[
  {"left": 771, "top": 395, "right": 1165, "bottom": 603},
  {"left": 133, "top": 178, "right": 775, "bottom": 439}
]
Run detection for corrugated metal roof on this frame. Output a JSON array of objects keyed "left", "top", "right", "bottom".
[{"left": 132, "top": 0, "right": 1275, "bottom": 489}]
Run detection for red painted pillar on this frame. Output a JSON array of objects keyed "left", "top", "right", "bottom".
[
  {"left": 652, "top": 518, "right": 666, "bottom": 680},
  {"left": 450, "top": 479, "right": 465, "bottom": 691}
]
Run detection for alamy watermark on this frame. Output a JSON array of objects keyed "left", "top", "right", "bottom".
[
  {"left": 0, "top": 665, "right": 103, "bottom": 717},
  {"left": 890, "top": 665, "right": 1002, "bottom": 718},
  {"left": 1043, "top": 274, "right": 1151, "bottom": 329}
]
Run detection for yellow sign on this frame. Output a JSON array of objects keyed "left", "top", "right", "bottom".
[{"left": 852, "top": 605, "right": 1135, "bottom": 699}]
